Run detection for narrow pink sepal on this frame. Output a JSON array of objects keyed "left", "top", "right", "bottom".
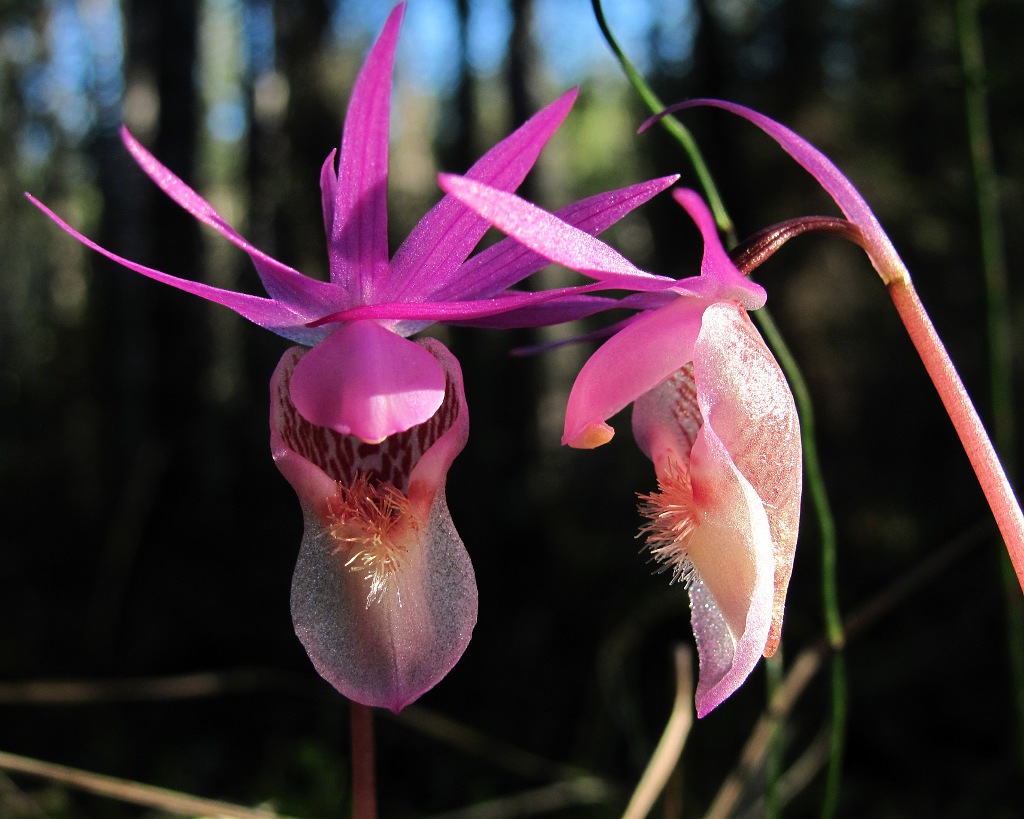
[
  {"left": 662, "top": 100, "right": 905, "bottom": 282},
  {"left": 320, "top": 148, "right": 338, "bottom": 241},
  {"left": 437, "top": 174, "right": 675, "bottom": 291},
  {"left": 330, "top": 3, "right": 404, "bottom": 299},
  {"left": 436, "top": 175, "right": 681, "bottom": 302},
  {"left": 672, "top": 189, "right": 766, "bottom": 309},
  {"left": 289, "top": 320, "right": 445, "bottom": 442},
  {"left": 562, "top": 296, "right": 708, "bottom": 447},
  {"left": 386, "top": 89, "right": 579, "bottom": 300},
  {"left": 119, "top": 126, "right": 342, "bottom": 315},
  {"left": 309, "top": 281, "right": 607, "bottom": 325},
  {"left": 25, "top": 193, "right": 323, "bottom": 342},
  {"left": 447, "top": 293, "right": 623, "bottom": 329}
]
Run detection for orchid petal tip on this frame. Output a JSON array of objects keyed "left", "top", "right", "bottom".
[{"left": 565, "top": 422, "right": 615, "bottom": 449}]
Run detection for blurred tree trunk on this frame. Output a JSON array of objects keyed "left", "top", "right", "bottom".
[
  {"left": 95, "top": 0, "right": 201, "bottom": 472},
  {"left": 83, "top": 0, "right": 201, "bottom": 660},
  {"left": 437, "top": 0, "right": 476, "bottom": 173},
  {"left": 777, "top": 0, "right": 825, "bottom": 113},
  {"left": 274, "top": 0, "right": 335, "bottom": 282},
  {"left": 508, "top": 0, "right": 535, "bottom": 198}
]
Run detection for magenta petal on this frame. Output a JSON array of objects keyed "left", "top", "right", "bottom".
[
  {"left": 563, "top": 296, "right": 708, "bottom": 448},
  {"left": 437, "top": 174, "right": 674, "bottom": 291},
  {"left": 320, "top": 148, "right": 339, "bottom": 241},
  {"left": 289, "top": 320, "right": 445, "bottom": 442},
  {"left": 330, "top": 4, "right": 403, "bottom": 298},
  {"left": 387, "top": 89, "right": 579, "bottom": 300},
  {"left": 25, "top": 194, "right": 324, "bottom": 343},
  {"left": 119, "top": 127, "right": 341, "bottom": 316},
  {"left": 310, "top": 281, "right": 608, "bottom": 325},
  {"left": 436, "top": 175, "right": 681, "bottom": 302}
]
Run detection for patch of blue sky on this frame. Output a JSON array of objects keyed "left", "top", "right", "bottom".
[
  {"left": 331, "top": 0, "right": 458, "bottom": 93},
  {"left": 330, "top": 0, "right": 696, "bottom": 91},
  {"left": 78, "top": 0, "right": 125, "bottom": 126},
  {"left": 44, "top": 0, "right": 95, "bottom": 138},
  {"left": 466, "top": 0, "right": 511, "bottom": 77},
  {"left": 535, "top": 0, "right": 650, "bottom": 82},
  {"left": 1, "top": 21, "right": 39, "bottom": 66},
  {"left": 392, "top": 0, "right": 512, "bottom": 91},
  {"left": 26, "top": 0, "right": 124, "bottom": 147},
  {"left": 242, "top": 0, "right": 275, "bottom": 78},
  {"left": 207, "top": 98, "right": 246, "bottom": 142}
]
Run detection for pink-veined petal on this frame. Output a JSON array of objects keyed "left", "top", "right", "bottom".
[
  {"left": 386, "top": 89, "right": 579, "bottom": 300},
  {"left": 672, "top": 189, "right": 766, "bottom": 309},
  {"left": 119, "top": 126, "right": 342, "bottom": 316},
  {"left": 289, "top": 320, "right": 445, "bottom": 443},
  {"left": 437, "top": 174, "right": 675, "bottom": 291},
  {"left": 26, "top": 193, "right": 323, "bottom": 343},
  {"left": 271, "top": 341, "right": 476, "bottom": 712},
  {"left": 436, "top": 175, "right": 681, "bottom": 302},
  {"left": 271, "top": 340, "right": 467, "bottom": 506},
  {"left": 330, "top": 3, "right": 403, "bottom": 299},
  {"left": 403, "top": 338, "right": 470, "bottom": 510},
  {"left": 656, "top": 100, "right": 906, "bottom": 284},
  {"left": 563, "top": 296, "right": 709, "bottom": 448}
]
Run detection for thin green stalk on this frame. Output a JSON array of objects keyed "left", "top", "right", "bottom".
[
  {"left": 591, "top": 3, "right": 847, "bottom": 811},
  {"left": 590, "top": 0, "right": 735, "bottom": 243},
  {"left": 955, "top": 0, "right": 1024, "bottom": 764}
]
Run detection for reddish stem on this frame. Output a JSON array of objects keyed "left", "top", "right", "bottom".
[
  {"left": 350, "top": 702, "right": 377, "bottom": 819},
  {"left": 888, "top": 279, "right": 1024, "bottom": 591}
]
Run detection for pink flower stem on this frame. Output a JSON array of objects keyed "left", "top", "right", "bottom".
[
  {"left": 888, "top": 278, "right": 1024, "bottom": 591},
  {"left": 350, "top": 701, "right": 377, "bottom": 819}
]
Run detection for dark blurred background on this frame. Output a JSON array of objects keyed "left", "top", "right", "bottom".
[{"left": 2, "top": 0, "right": 1023, "bottom": 816}]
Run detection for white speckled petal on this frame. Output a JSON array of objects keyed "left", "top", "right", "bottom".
[
  {"left": 694, "top": 303, "right": 801, "bottom": 657},
  {"left": 290, "top": 488, "right": 476, "bottom": 712},
  {"left": 685, "top": 423, "right": 774, "bottom": 717}
]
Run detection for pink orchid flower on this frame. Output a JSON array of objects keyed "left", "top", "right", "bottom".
[
  {"left": 27, "top": 3, "right": 677, "bottom": 712},
  {"left": 439, "top": 174, "right": 802, "bottom": 716},
  {"left": 655, "top": 99, "right": 1024, "bottom": 593}
]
